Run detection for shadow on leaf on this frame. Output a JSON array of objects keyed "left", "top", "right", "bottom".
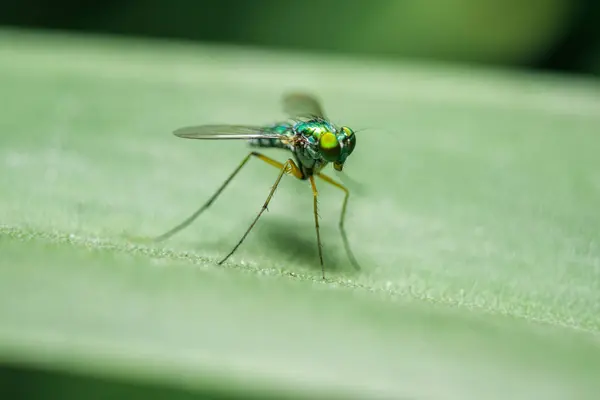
[{"left": 255, "top": 218, "right": 359, "bottom": 276}]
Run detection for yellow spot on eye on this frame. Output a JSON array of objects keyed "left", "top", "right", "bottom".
[
  {"left": 320, "top": 132, "right": 338, "bottom": 149},
  {"left": 341, "top": 126, "right": 352, "bottom": 137}
]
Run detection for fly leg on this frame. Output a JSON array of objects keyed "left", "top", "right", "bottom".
[
  {"left": 218, "top": 158, "right": 302, "bottom": 264},
  {"left": 154, "top": 151, "right": 294, "bottom": 242},
  {"left": 316, "top": 172, "right": 361, "bottom": 271}
]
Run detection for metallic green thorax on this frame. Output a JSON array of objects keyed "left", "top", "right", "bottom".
[{"left": 251, "top": 118, "right": 357, "bottom": 177}]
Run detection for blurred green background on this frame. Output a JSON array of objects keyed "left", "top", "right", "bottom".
[
  {"left": 0, "top": 0, "right": 599, "bottom": 75},
  {"left": 1, "top": 2, "right": 600, "bottom": 399}
]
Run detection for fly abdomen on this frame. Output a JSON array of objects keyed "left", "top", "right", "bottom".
[
  {"left": 248, "top": 122, "right": 292, "bottom": 149},
  {"left": 248, "top": 137, "right": 288, "bottom": 149}
]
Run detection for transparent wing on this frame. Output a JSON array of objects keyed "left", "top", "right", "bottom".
[
  {"left": 282, "top": 92, "right": 326, "bottom": 119},
  {"left": 173, "top": 125, "right": 286, "bottom": 140}
]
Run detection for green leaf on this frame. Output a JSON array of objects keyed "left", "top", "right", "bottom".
[{"left": 1, "top": 28, "right": 600, "bottom": 399}]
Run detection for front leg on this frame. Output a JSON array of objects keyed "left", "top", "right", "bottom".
[{"left": 316, "top": 172, "right": 361, "bottom": 271}]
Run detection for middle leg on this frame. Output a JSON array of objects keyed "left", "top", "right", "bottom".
[
  {"left": 218, "top": 158, "right": 303, "bottom": 265},
  {"left": 308, "top": 175, "right": 325, "bottom": 279}
]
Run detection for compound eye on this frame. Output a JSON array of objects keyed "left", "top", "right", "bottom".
[
  {"left": 341, "top": 126, "right": 353, "bottom": 137},
  {"left": 319, "top": 131, "right": 341, "bottom": 162},
  {"left": 341, "top": 126, "right": 356, "bottom": 154}
]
